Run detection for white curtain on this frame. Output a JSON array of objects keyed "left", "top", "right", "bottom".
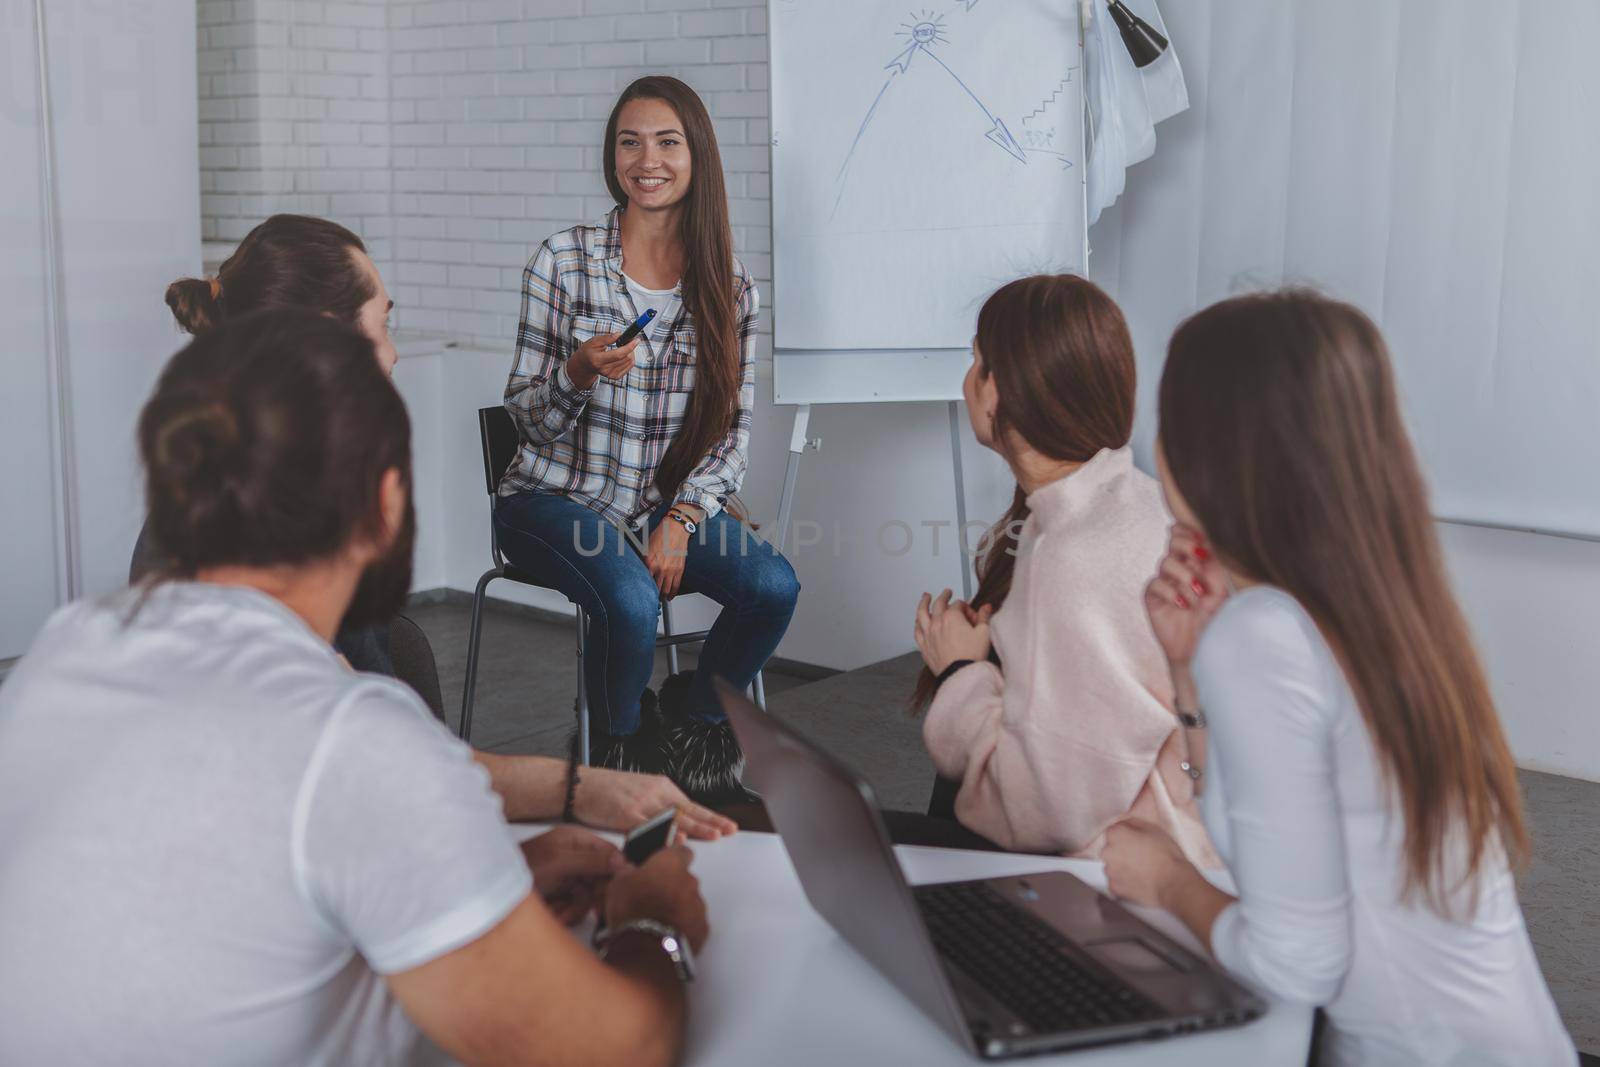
[{"left": 1090, "top": 0, "right": 1600, "bottom": 538}]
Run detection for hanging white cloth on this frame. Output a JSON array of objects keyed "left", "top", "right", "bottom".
[{"left": 1084, "top": 0, "right": 1187, "bottom": 224}]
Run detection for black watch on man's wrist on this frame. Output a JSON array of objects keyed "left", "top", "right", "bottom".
[{"left": 594, "top": 919, "right": 696, "bottom": 983}]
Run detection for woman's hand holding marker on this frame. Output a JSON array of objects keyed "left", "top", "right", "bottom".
[{"left": 568, "top": 331, "right": 641, "bottom": 389}]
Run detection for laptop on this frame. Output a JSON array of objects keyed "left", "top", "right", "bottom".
[{"left": 718, "top": 683, "right": 1265, "bottom": 1059}]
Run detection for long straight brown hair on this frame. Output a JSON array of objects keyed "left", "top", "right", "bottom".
[
  {"left": 910, "top": 275, "right": 1136, "bottom": 711},
  {"left": 1159, "top": 290, "right": 1528, "bottom": 912},
  {"left": 604, "top": 76, "right": 741, "bottom": 505}
]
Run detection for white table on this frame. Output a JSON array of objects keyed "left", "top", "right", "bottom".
[{"left": 512, "top": 826, "right": 1313, "bottom": 1066}]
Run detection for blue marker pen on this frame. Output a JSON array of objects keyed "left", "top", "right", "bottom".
[{"left": 610, "top": 307, "right": 656, "bottom": 348}]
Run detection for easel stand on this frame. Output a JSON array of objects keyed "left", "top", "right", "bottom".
[{"left": 771, "top": 400, "right": 975, "bottom": 603}]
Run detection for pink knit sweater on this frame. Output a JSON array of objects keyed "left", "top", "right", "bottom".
[{"left": 923, "top": 447, "right": 1217, "bottom": 867}]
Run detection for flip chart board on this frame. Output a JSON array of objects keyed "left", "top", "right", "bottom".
[{"left": 770, "top": 0, "right": 1088, "bottom": 403}]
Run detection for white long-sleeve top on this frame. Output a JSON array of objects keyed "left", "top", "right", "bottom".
[{"left": 1194, "top": 586, "right": 1575, "bottom": 1066}]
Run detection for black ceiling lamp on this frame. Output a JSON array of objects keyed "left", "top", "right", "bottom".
[{"left": 1106, "top": 0, "right": 1169, "bottom": 68}]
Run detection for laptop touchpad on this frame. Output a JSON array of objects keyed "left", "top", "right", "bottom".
[{"left": 1086, "top": 937, "right": 1191, "bottom": 974}]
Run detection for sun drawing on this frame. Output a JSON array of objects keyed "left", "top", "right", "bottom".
[{"left": 898, "top": 10, "right": 950, "bottom": 48}]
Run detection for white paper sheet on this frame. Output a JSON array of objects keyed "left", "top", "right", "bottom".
[{"left": 771, "top": 0, "right": 1086, "bottom": 352}]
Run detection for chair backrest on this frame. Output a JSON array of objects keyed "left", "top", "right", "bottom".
[
  {"left": 478, "top": 406, "right": 520, "bottom": 497},
  {"left": 389, "top": 613, "right": 446, "bottom": 723}
]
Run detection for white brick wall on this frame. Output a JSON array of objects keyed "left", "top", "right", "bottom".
[
  {"left": 197, "top": 0, "right": 772, "bottom": 352},
  {"left": 385, "top": 0, "right": 770, "bottom": 347},
  {"left": 198, "top": 0, "right": 394, "bottom": 274}
]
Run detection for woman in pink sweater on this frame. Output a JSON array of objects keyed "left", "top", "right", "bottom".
[{"left": 911, "top": 275, "right": 1215, "bottom": 867}]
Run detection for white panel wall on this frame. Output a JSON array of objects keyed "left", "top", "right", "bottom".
[
  {"left": 2, "top": 1, "right": 201, "bottom": 659},
  {"left": 1439, "top": 525, "right": 1600, "bottom": 781},
  {"left": 51, "top": 0, "right": 203, "bottom": 595},
  {"left": 390, "top": 342, "right": 449, "bottom": 593},
  {"left": 0, "top": 9, "right": 62, "bottom": 660}
]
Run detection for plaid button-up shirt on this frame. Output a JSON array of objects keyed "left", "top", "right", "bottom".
[{"left": 498, "top": 208, "right": 759, "bottom": 526}]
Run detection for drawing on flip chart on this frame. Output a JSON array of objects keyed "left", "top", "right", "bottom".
[
  {"left": 771, "top": 0, "right": 1086, "bottom": 351},
  {"left": 833, "top": 6, "right": 1076, "bottom": 216}
]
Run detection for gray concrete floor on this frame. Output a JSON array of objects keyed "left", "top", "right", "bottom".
[{"left": 408, "top": 594, "right": 1599, "bottom": 1054}]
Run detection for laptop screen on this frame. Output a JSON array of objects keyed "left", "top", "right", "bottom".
[{"left": 719, "top": 684, "right": 972, "bottom": 1049}]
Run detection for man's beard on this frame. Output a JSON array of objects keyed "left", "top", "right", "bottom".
[{"left": 342, "top": 501, "right": 416, "bottom": 632}]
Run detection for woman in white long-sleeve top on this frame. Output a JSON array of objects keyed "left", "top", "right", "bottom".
[{"left": 1100, "top": 290, "right": 1575, "bottom": 1066}]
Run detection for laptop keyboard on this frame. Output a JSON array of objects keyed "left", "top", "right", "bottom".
[{"left": 915, "top": 881, "right": 1166, "bottom": 1035}]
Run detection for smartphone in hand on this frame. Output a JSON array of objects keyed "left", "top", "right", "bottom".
[{"left": 623, "top": 807, "right": 679, "bottom": 866}]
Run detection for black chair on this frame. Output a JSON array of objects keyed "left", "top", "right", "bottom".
[
  {"left": 459, "top": 406, "right": 767, "bottom": 763},
  {"left": 389, "top": 614, "right": 445, "bottom": 723}
]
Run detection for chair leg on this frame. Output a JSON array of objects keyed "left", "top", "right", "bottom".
[
  {"left": 751, "top": 669, "right": 767, "bottom": 711},
  {"left": 459, "top": 569, "right": 496, "bottom": 742},
  {"left": 574, "top": 607, "right": 590, "bottom": 766},
  {"left": 661, "top": 597, "right": 679, "bottom": 676}
]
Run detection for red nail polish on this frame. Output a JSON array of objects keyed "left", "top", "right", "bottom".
[
  {"left": 1192, "top": 580, "right": 1205, "bottom": 596},
  {"left": 1176, "top": 595, "right": 1189, "bottom": 609},
  {"left": 1194, "top": 545, "right": 1210, "bottom": 561}
]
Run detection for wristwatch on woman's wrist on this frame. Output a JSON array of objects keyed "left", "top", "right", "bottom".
[
  {"left": 666, "top": 508, "right": 698, "bottom": 535},
  {"left": 594, "top": 919, "right": 696, "bottom": 982}
]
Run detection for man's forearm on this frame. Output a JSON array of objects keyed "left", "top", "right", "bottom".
[{"left": 473, "top": 752, "right": 566, "bottom": 822}]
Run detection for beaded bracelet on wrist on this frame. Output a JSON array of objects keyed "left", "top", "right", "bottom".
[{"left": 561, "top": 736, "right": 582, "bottom": 823}]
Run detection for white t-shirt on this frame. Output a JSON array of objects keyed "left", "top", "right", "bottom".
[
  {"left": 1194, "top": 586, "right": 1575, "bottom": 1067},
  {"left": 0, "top": 582, "right": 533, "bottom": 1067}
]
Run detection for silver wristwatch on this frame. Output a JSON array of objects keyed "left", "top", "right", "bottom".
[{"left": 594, "top": 919, "right": 696, "bottom": 983}]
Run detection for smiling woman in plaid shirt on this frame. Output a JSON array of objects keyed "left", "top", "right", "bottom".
[{"left": 495, "top": 76, "right": 799, "bottom": 805}]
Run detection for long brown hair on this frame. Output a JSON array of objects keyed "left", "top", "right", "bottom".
[
  {"left": 166, "top": 215, "right": 374, "bottom": 335},
  {"left": 1159, "top": 290, "right": 1528, "bottom": 911},
  {"left": 911, "top": 275, "right": 1136, "bottom": 711},
  {"left": 604, "top": 76, "right": 741, "bottom": 505}
]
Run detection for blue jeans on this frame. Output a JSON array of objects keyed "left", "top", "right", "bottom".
[{"left": 493, "top": 492, "right": 800, "bottom": 734}]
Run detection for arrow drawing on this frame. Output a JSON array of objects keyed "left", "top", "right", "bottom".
[
  {"left": 920, "top": 46, "right": 1027, "bottom": 163},
  {"left": 884, "top": 41, "right": 921, "bottom": 74},
  {"left": 833, "top": 9, "right": 1034, "bottom": 216}
]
